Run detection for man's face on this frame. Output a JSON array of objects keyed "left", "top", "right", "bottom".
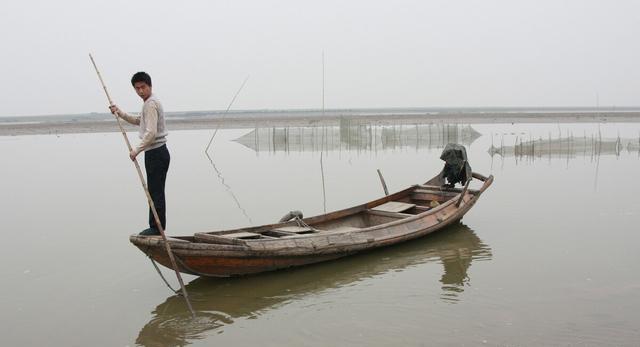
[{"left": 133, "top": 81, "right": 152, "bottom": 101}]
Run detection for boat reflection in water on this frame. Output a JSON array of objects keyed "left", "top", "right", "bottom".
[
  {"left": 234, "top": 120, "right": 481, "bottom": 154},
  {"left": 135, "top": 223, "right": 492, "bottom": 346}
]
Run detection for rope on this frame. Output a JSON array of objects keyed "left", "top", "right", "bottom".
[
  {"left": 293, "top": 215, "right": 318, "bottom": 232},
  {"left": 147, "top": 248, "right": 210, "bottom": 286},
  {"left": 149, "top": 256, "right": 180, "bottom": 294}
]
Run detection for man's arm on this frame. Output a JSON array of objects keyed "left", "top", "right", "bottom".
[
  {"left": 133, "top": 102, "right": 159, "bottom": 157},
  {"left": 109, "top": 105, "right": 140, "bottom": 125}
]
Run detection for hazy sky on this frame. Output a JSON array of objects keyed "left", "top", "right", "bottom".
[{"left": 1, "top": 0, "right": 639, "bottom": 117}]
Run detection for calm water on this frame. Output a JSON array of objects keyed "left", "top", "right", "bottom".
[{"left": 1, "top": 120, "right": 639, "bottom": 346}]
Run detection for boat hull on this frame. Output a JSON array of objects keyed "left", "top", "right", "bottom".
[{"left": 130, "top": 173, "right": 493, "bottom": 277}]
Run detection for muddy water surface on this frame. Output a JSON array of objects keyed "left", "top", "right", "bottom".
[{"left": 0, "top": 120, "right": 639, "bottom": 346}]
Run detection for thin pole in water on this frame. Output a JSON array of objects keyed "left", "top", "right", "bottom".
[
  {"left": 322, "top": 51, "right": 325, "bottom": 117},
  {"left": 205, "top": 75, "right": 250, "bottom": 153},
  {"left": 88, "top": 54, "right": 196, "bottom": 318},
  {"left": 320, "top": 151, "right": 327, "bottom": 213},
  {"left": 320, "top": 51, "right": 327, "bottom": 212}
]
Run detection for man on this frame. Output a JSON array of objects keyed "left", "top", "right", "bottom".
[{"left": 109, "top": 72, "right": 169, "bottom": 236}]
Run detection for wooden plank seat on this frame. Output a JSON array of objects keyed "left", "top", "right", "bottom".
[
  {"left": 194, "top": 231, "right": 279, "bottom": 245},
  {"left": 222, "top": 232, "right": 264, "bottom": 239},
  {"left": 367, "top": 209, "right": 413, "bottom": 219},
  {"left": 194, "top": 232, "right": 249, "bottom": 245},
  {"left": 371, "top": 201, "right": 416, "bottom": 213},
  {"left": 276, "top": 225, "right": 363, "bottom": 236},
  {"left": 272, "top": 226, "right": 315, "bottom": 234}
]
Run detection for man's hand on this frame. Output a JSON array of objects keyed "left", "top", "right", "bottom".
[
  {"left": 109, "top": 104, "right": 121, "bottom": 117},
  {"left": 129, "top": 149, "right": 139, "bottom": 161}
]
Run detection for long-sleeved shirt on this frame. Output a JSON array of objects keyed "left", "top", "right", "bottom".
[{"left": 118, "top": 94, "right": 168, "bottom": 153}]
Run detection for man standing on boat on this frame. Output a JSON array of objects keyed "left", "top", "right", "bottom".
[{"left": 109, "top": 72, "right": 170, "bottom": 236}]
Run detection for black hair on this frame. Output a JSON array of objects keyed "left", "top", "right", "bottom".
[{"left": 131, "top": 72, "right": 152, "bottom": 87}]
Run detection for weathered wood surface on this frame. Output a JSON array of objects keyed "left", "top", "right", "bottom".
[
  {"left": 222, "top": 232, "right": 263, "bottom": 239},
  {"left": 371, "top": 201, "right": 416, "bottom": 213},
  {"left": 272, "top": 226, "right": 314, "bottom": 234},
  {"left": 455, "top": 179, "right": 472, "bottom": 207},
  {"left": 130, "top": 172, "right": 494, "bottom": 277},
  {"left": 366, "top": 209, "right": 413, "bottom": 219},
  {"left": 194, "top": 233, "right": 248, "bottom": 245}
]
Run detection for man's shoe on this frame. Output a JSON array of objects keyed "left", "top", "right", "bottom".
[{"left": 139, "top": 228, "right": 160, "bottom": 236}]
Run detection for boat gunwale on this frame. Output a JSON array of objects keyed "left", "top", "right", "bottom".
[
  {"left": 130, "top": 173, "right": 494, "bottom": 253},
  {"left": 131, "top": 192, "right": 480, "bottom": 258}
]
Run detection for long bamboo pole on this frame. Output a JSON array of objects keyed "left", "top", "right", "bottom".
[{"left": 89, "top": 54, "right": 195, "bottom": 318}]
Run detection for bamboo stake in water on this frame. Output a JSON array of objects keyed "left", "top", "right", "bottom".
[
  {"left": 377, "top": 169, "right": 389, "bottom": 196},
  {"left": 322, "top": 51, "right": 325, "bottom": 117},
  {"left": 88, "top": 54, "right": 195, "bottom": 318},
  {"left": 205, "top": 76, "right": 250, "bottom": 153}
]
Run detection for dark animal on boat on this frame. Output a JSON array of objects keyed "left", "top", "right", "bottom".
[{"left": 440, "top": 143, "right": 472, "bottom": 188}]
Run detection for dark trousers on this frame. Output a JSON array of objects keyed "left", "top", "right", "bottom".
[{"left": 144, "top": 144, "right": 170, "bottom": 230}]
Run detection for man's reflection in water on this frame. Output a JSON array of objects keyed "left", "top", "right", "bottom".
[{"left": 135, "top": 223, "right": 492, "bottom": 347}]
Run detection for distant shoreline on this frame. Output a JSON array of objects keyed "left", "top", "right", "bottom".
[{"left": 1, "top": 109, "right": 639, "bottom": 136}]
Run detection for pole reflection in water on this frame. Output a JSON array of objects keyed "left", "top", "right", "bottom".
[
  {"left": 234, "top": 121, "right": 481, "bottom": 154},
  {"left": 135, "top": 223, "right": 491, "bottom": 346}
]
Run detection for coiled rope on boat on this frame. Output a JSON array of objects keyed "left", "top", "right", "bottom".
[{"left": 279, "top": 210, "right": 319, "bottom": 230}]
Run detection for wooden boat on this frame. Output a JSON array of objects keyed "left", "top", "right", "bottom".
[
  {"left": 136, "top": 224, "right": 490, "bottom": 343},
  {"left": 130, "top": 171, "right": 494, "bottom": 277}
]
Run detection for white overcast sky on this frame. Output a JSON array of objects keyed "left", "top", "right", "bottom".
[{"left": 0, "top": 0, "right": 639, "bottom": 117}]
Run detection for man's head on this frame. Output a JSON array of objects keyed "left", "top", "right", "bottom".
[{"left": 131, "top": 72, "right": 152, "bottom": 101}]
